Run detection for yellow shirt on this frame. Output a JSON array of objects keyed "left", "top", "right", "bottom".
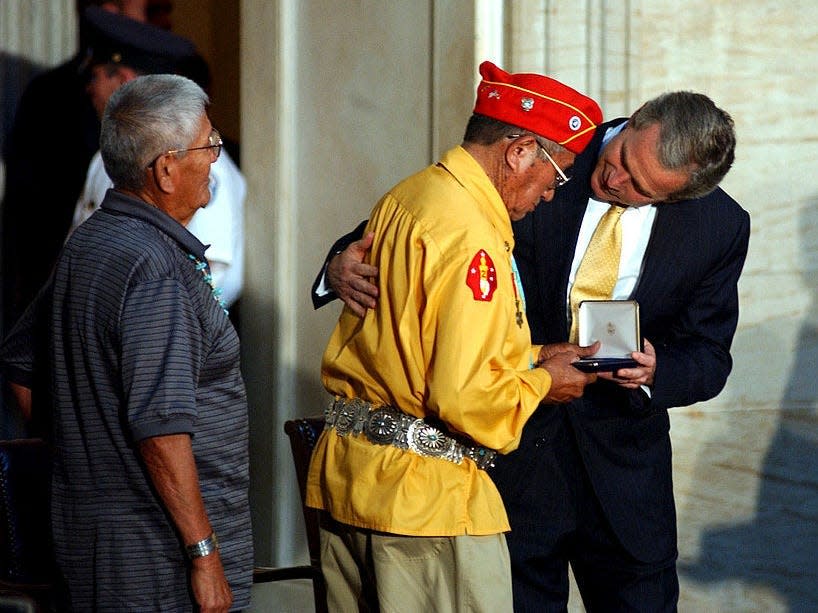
[{"left": 306, "top": 146, "right": 552, "bottom": 536}]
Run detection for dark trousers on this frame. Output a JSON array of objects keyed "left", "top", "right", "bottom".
[{"left": 490, "top": 407, "right": 679, "bottom": 613}]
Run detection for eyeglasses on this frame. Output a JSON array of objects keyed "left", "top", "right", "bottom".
[
  {"left": 149, "top": 128, "right": 222, "bottom": 167},
  {"left": 537, "top": 144, "right": 571, "bottom": 187},
  {"left": 167, "top": 128, "right": 222, "bottom": 159},
  {"left": 508, "top": 134, "right": 571, "bottom": 187}
]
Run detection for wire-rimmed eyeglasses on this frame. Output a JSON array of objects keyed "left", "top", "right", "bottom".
[
  {"left": 148, "top": 128, "right": 222, "bottom": 167},
  {"left": 508, "top": 133, "right": 571, "bottom": 187}
]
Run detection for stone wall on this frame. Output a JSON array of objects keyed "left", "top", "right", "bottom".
[{"left": 501, "top": 1, "right": 818, "bottom": 609}]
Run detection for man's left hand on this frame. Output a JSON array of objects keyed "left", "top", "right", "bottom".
[
  {"left": 598, "top": 338, "right": 657, "bottom": 388},
  {"left": 536, "top": 340, "right": 599, "bottom": 365}
]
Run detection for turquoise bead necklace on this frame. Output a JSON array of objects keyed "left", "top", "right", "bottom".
[{"left": 188, "top": 254, "right": 228, "bottom": 314}]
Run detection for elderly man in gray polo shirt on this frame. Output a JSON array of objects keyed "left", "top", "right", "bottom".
[{"left": 1, "top": 74, "right": 252, "bottom": 612}]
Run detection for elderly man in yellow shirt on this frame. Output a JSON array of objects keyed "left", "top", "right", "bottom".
[{"left": 307, "top": 61, "right": 602, "bottom": 612}]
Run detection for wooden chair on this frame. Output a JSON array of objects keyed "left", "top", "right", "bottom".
[{"left": 253, "top": 417, "right": 327, "bottom": 613}]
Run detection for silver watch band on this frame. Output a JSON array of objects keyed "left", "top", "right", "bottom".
[{"left": 186, "top": 531, "right": 219, "bottom": 560}]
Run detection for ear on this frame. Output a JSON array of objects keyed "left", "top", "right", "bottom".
[
  {"left": 117, "top": 66, "right": 140, "bottom": 85},
  {"left": 150, "top": 155, "right": 176, "bottom": 194},
  {"left": 504, "top": 136, "right": 536, "bottom": 174}
]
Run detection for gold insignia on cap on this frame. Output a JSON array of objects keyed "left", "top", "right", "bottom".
[
  {"left": 111, "top": 52, "right": 122, "bottom": 63},
  {"left": 521, "top": 97, "right": 534, "bottom": 112}
]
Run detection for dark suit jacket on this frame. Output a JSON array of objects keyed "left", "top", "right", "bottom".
[{"left": 506, "top": 118, "right": 751, "bottom": 563}]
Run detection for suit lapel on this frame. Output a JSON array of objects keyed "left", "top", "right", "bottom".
[{"left": 631, "top": 201, "right": 698, "bottom": 308}]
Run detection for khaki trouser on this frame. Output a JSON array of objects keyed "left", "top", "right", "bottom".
[{"left": 319, "top": 519, "right": 513, "bottom": 613}]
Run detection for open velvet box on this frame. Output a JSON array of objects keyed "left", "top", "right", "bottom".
[{"left": 573, "top": 300, "right": 641, "bottom": 372}]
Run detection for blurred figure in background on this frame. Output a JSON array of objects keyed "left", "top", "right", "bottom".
[
  {"left": 69, "top": 7, "right": 245, "bottom": 308},
  {"left": 1, "top": 1, "right": 152, "bottom": 330}
]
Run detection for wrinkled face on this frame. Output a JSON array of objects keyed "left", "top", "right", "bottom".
[
  {"left": 589, "top": 123, "right": 690, "bottom": 207},
  {"left": 172, "top": 115, "right": 217, "bottom": 215},
  {"left": 87, "top": 64, "right": 123, "bottom": 117},
  {"left": 501, "top": 138, "right": 575, "bottom": 221}
]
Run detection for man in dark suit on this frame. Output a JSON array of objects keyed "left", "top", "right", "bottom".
[{"left": 314, "top": 91, "right": 750, "bottom": 612}]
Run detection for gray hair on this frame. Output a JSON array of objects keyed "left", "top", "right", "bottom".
[
  {"left": 100, "top": 74, "right": 209, "bottom": 191},
  {"left": 629, "top": 91, "right": 735, "bottom": 201},
  {"left": 462, "top": 113, "right": 569, "bottom": 156}
]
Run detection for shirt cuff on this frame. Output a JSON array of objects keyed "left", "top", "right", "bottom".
[{"left": 131, "top": 416, "right": 196, "bottom": 443}]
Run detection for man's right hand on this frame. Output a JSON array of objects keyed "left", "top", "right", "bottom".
[
  {"left": 191, "top": 551, "right": 233, "bottom": 613},
  {"left": 540, "top": 343, "right": 598, "bottom": 403},
  {"left": 327, "top": 231, "right": 379, "bottom": 317}
]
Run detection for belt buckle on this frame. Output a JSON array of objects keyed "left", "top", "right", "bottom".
[{"left": 407, "top": 420, "right": 452, "bottom": 459}]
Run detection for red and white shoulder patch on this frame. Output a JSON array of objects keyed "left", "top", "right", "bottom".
[{"left": 465, "top": 249, "right": 497, "bottom": 301}]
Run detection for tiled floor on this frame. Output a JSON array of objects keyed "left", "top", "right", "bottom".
[{"left": 249, "top": 579, "right": 316, "bottom": 613}]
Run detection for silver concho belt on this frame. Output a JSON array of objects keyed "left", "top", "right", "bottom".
[{"left": 324, "top": 397, "right": 497, "bottom": 470}]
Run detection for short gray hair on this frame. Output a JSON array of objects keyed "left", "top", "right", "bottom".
[
  {"left": 629, "top": 91, "right": 735, "bottom": 201},
  {"left": 100, "top": 74, "right": 209, "bottom": 191}
]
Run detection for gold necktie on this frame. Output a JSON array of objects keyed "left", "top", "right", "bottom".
[{"left": 569, "top": 205, "right": 627, "bottom": 343}]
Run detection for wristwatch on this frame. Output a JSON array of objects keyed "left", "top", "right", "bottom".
[{"left": 186, "top": 531, "right": 219, "bottom": 559}]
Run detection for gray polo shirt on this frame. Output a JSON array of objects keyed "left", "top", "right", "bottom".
[{"left": 5, "top": 189, "right": 252, "bottom": 610}]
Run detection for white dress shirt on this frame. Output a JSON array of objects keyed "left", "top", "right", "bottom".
[{"left": 566, "top": 123, "right": 657, "bottom": 309}]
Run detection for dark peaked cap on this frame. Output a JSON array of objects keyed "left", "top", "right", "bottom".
[{"left": 82, "top": 6, "right": 196, "bottom": 74}]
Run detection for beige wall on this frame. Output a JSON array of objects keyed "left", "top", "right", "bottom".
[
  {"left": 491, "top": 1, "right": 818, "bottom": 610},
  {"left": 635, "top": 2, "right": 818, "bottom": 610},
  {"left": 240, "top": 0, "right": 476, "bottom": 568}
]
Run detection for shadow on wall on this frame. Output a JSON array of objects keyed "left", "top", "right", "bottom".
[
  {"left": 245, "top": 274, "right": 331, "bottom": 568},
  {"left": 247, "top": 359, "right": 329, "bottom": 569},
  {"left": 679, "top": 196, "right": 818, "bottom": 611},
  {"left": 277, "top": 364, "right": 329, "bottom": 565}
]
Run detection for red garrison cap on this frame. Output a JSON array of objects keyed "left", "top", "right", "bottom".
[{"left": 473, "top": 61, "right": 602, "bottom": 154}]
